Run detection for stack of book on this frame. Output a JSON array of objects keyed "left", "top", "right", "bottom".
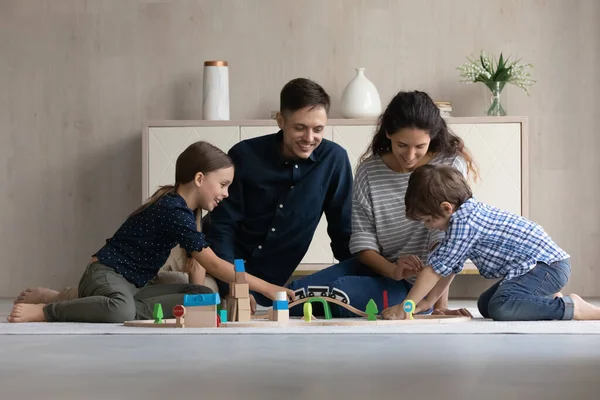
[{"left": 435, "top": 101, "right": 453, "bottom": 117}]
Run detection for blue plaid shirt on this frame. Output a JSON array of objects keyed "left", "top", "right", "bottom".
[{"left": 428, "top": 197, "right": 569, "bottom": 280}]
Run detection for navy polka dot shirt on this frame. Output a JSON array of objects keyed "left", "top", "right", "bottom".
[{"left": 94, "top": 192, "right": 209, "bottom": 288}]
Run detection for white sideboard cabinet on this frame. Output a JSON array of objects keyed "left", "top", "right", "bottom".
[{"left": 143, "top": 117, "right": 528, "bottom": 275}]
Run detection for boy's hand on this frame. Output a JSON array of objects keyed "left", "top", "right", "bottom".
[{"left": 381, "top": 304, "right": 410, "bottom": 320}]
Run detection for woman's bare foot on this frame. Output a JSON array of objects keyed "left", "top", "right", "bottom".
[
  {"left": 570, "top": 293, "right": 600, "bottom": 320},
  {"left": 13, "top": 287, "right": 60, "bottom": 304},
  {"left": 554, "top": 292, "right": 563, "bottom": 298},
  {"left": 7, "top": 303, "right": 47, "bottom": 323}
]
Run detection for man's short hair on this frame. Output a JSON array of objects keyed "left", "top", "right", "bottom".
[{"left": 280, "top": 78, "right": 331, "bottom": 116}]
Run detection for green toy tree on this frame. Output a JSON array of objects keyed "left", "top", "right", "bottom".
[
  {"left": 365, "top": 299, "right": 378, "bottom": 321},
  {"left": 153, "top": 303, "right": 164, "bottom": 324}
]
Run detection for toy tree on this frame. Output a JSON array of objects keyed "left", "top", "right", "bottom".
[
  {"left": 153, "top": 303, "right": 164, "bottom": 324},
  {"left": 365, "top": 299, "right": 378, "bottom": 321}
]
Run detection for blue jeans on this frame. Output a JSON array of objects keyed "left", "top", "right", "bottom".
[
  {"left": 286, "top": 257, "right": 412, "bottom": 318},
  {"left": 477, "top": 259, "right": 574, "bottom": 321}
]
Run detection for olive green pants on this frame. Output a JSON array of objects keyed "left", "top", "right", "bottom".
[{"left": 43, "top": 262, "right": 213, "bottom": 323}]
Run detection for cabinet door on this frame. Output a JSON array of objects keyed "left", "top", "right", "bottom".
[
  {"left": 331, "top": 125, "right": 376, "bottom": 174},
  {"left": 147, "top": 126, "right": 240, "bottom": 199},
  {"left": 239, "top": 125, "right": 335, "bottom": 265},
  {"left": 449, "top": 123, "right": 522, "bottom": 216}
]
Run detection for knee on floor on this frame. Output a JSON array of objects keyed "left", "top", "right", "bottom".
[
  {"left": 105, "top": 301, "right": 136, "bottom": 323},
  {"left": 487, "top": 298, "right": 520, "bottom": 321}
]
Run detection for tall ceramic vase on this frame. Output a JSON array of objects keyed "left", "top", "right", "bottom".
[
  {"left": 202, "top": 61, "right": 230, "bottom": 120},
  {"left": 340, "top": 68, "right": 382, "bottom": 118}
]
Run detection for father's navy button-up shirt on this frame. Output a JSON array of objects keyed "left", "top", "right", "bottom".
[{"left": 203, "top": 130, "right": 353, "bottom": 290}]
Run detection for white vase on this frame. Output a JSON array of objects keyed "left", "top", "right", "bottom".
[
  {"left": 340, "top": 68, "right": 382, "bottom": 118},
  {"left": 202, "top": 61, "right": 230, "bottom": 120}
]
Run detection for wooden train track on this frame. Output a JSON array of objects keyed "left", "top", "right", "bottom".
[{"left": 288, "top": 296, "right": 368, "bottom": 318}]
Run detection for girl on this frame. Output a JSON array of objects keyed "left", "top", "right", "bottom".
[
  {"left": 288, "top": 90, "right": 475, "bottom": 317},
  {"left": 8, "top": 141, "right": 294, "bottom": 323}
]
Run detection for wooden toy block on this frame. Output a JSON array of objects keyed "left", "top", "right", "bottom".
[
  {"left": 383, "top": 290, "right": 389, "bottom": 309},
  {"left": 235, "top": 271, "right": 247, "bottom": 284},
  {"left": 233, "top": 283, "right": 249, "bottom": 298},
  {"left": 183, "top": 293, "right": 220, "bottom": 307},
  {"left": 173, "top": 305, "right": 186, "bottom": 328},
  {"left": 185, "top": 307, "right": 218, "bottom": 328},
  {"left": 273, "top": 300, "right": 288, "bottom": 310},
  {"left": 275, "top": 291, "right": 287, "bottom": 301},
  {"left": 403, "top": 300, "right": 415, "bottom": 320},
  {"left": 303, "top": 302, "right": 312, "bottom": 322},
  {"left": 305, "top": 297, "right": 332, "bottom": 320},
  {"left": 234, "top": 259, "right": 245, "bottom": 272},
  {"left": 274, "top": 309, "right": 289, "bottom": 322},
  {"left": 365, "top": 299, "right": 378, "bottom": 321},
  {"left": 153, "top": 303, "right": 164, "bottom": 324},
  {"left": 237, "top": 297, "right": 251, "bottom": 311},
  {"left": 218, "top": 309, "right": 227, "bottom": 323}
]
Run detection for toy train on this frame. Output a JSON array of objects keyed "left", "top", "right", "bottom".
[{"left": 293, "top": 286, "right": 350, "bottom": 304}]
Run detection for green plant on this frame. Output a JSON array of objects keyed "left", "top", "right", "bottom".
[{"left": 457, "top": 51, "right": 535, "bottom": 116}]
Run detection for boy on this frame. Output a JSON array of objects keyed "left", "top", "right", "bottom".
[{"left": 382, "top": 164, "right": 600, "bottom": 321}]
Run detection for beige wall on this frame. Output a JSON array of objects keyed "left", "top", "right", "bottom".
[{"left": 1, "top": 0, "right": 599, "bottom": 298}]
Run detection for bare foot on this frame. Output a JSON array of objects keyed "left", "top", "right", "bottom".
[
  {"left": 570, "top": 294, "right": 600, "bottom": 320},
  {"left": 7, "top": 303, "right": 47, "bottom": 323},
  {"left": 13, "top": 287, "right": 60, "bottom": 304},
  {"left": 554, "top": 292, "right": 563, "bottom": 298}
]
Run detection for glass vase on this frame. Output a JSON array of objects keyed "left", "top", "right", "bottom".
[{"left": 484, "top": 81, "right": 507, "bottom": 116}]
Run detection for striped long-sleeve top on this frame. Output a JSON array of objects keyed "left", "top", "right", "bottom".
[{"left": 350, "top": 153, "right": 467, "bottom": 283}]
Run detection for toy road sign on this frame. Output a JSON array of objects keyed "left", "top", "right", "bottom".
[{"left": 173, "top": 305, "right": 186, "bottom": 317}]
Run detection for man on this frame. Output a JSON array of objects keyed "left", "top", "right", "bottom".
[{"left": 202, "top": 78, "right": 353, "bottom": 306}]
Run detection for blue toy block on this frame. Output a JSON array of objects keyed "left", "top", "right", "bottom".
[
  {"left": 218, "top": 309, "right": 228, "bottom": 323},
  {"left": 183, "top": 293, "right": 221, "bottom": 307},
  {"left": 234, "top": 259, "right": 245, "bottom": 273},
  {"left": 273, "top": 300, "right": 288, "bottom": 310}
]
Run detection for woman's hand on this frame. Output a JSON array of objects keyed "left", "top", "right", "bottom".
[{"left": 392, "top": 255, "right": 424, "bottom": 280}]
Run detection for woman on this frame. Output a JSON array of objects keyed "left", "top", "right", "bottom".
[{"left": 288, "top": 90, "right": 477, "bottom": 317}]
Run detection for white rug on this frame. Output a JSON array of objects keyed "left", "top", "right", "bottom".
[{"left": 3, "top": 318, "right": 600, "bottom": 335}]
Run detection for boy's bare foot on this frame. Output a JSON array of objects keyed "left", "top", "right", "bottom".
[
  {"left": 570, "top": 293, "right": 600, "bottom": 320},
  {"left": 7, "top": 303, "right": 47, "bottom": 323},
  {"left": 554, "top": 292, "right": 563, "bottom": 298},
  {"left": 13, "top": 287, "right": 60, "bottom": 304}
]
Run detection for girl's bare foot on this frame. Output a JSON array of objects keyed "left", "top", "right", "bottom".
[
  {"left": 570, "top": 293, "right": 600, "bottom": 320},
  {"left": 7, "top": 303, "right": 47, "bottom": 323},
  {"left": 13, "top": 287, "right": 60, "bottom": 304},
  {"left": 554, "top": 292, "right": 563, "bottom": 298}
]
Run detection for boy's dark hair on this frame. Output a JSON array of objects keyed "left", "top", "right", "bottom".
[
  {"left": 131, "top": 141, "right": 233, "bottom": 216},
  {"left": 405, "top": 164, "right": 473, "bottom": 220},
  {"left": 280, "top": 78, "right": 330, "bottom": 116}
]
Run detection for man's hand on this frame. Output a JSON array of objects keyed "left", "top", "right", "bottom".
[
  {"left": 264, "top": 284, "right": 296, "bottom": 303},
  {"left": 392, "top": 255, "right": 424, "bottom": 280},
  {"left": 432, "top": 308, "right": 473, "bottom": 317}
]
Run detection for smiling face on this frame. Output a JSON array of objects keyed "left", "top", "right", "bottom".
[
  {"left": 194, "top": 166, "right": 234, "bottom": 212},
  {"left": 277, "top": 106, "right": 327, "bottom": 159},
  {"left": 386, "top": 127, "right": 431, "bottom": 172}
]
